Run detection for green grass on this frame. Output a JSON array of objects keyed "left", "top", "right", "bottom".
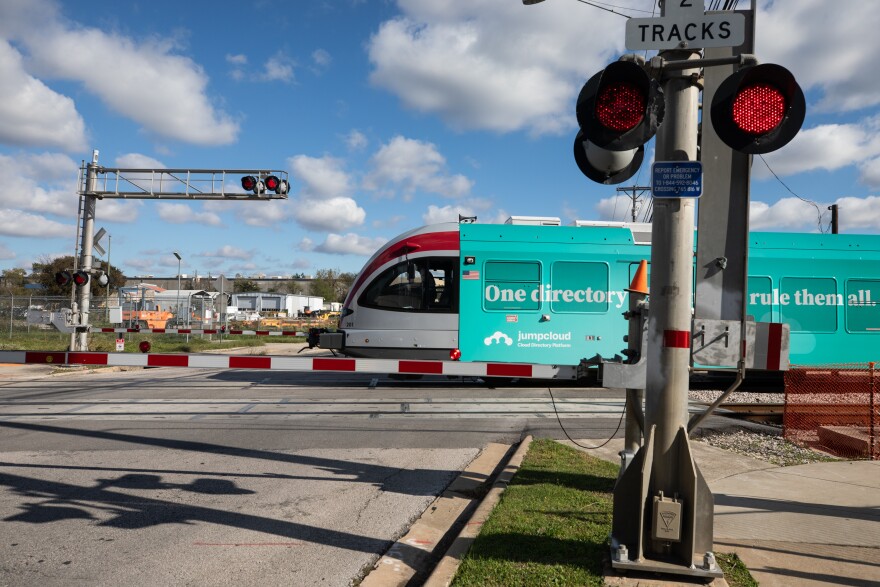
[
  {"left": 451, "top": 439, "right": 757, "bottom": 587},
  {"left": 716, "top": 552, "right": 758, "bottom": 587},
  {"left": 452, "top": 438, "right": 618, "bottom": 587}
]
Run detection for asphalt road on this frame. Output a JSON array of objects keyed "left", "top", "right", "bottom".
[{"left": 0, "top": 365, "right": 625, "bottom": 586}]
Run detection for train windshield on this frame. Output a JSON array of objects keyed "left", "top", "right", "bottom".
[{"left": 358, "top": 257, "right": 458, "bottom": 312}]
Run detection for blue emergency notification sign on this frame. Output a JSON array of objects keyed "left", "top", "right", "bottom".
[{"left": 652, "top": 161, "right": 703, "bottom": 198}]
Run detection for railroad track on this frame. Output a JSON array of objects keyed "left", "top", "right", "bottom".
[
  {"left": 694, "top": 402, "right": 783, "bottom": 424},
  {"left": 695, "top": 402, "right": 878, "bottom": 427}
]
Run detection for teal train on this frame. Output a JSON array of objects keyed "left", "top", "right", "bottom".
[{"left": 321, "top": 218, "right": 880, "bottom": 368}]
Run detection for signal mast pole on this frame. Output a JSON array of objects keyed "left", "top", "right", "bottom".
[
  {"left": 645, "top": 50, "right": 700, "bottom": 503},
  {"left": 75, "top": 153, "right": 100, "bottom": 351}
]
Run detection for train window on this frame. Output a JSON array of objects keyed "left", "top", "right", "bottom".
[
  {"left": 358, "top": 257, "right": 457, "bottom": 312},
  {"left": 747, "top": 276, "right": 774, "bottom": 322},
  {"left": 484, "top": 261, "right": 540, "bottom": 311},
  {"left": 550, "top": 261, "right": 610, "bottom": 313},
  {"left": 845, "top": 279, "right": 880, "bottom": 333},
  {"left": 779, "top": 277, "right": 838, "bottom": 333}
]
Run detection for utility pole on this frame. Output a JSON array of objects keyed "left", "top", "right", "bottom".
[
  {"left": 615, "top": 185, "right": 650, "bottom": 222},
  {"left": 828, "top": 204, "right": 839, "bottom": 234}
]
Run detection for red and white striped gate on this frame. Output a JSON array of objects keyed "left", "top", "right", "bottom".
[{"left": 0, "top": 350, "right": 578, "bottom": 380}]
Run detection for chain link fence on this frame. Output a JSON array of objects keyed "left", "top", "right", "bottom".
[
  {"left": 784, "top": 363, "right": 879, "bottom": 460},
  {"left": 0, "top": 295, "right": 319, "bottom": 352},
  {"left": 0, "top": 295, "right": 226, "bottom": 340}
]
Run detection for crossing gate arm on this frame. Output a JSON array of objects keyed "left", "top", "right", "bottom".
[{"left": 0, "top": 351, "right": 579, "bottom": 380}]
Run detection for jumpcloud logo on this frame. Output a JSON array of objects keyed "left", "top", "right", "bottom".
[{"left": 484, "top": 331, "right": 513, "bottom": 346}]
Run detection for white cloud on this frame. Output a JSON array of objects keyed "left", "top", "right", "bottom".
[
  {"left": 826, "top": 196, "right": 880, "bottom": 232},
  {"left": 286, "top": 155, "right": 365, "bottom": 231},
  {"left": 197, "top": 245, "right": 252, "bottom": 260},
  {"left": 345, "top": 129, "right": 368, "bottom": 151},
  {"left": 0, "top": 243, "right": 16, "bottom": 260},
  {"left": 226, "top": 53, "right": 247, "bottom": 65},
  {"left": 115, "top": 153, "right": 166, "bottom": 169},
  {"left": 260, "top": 52, "right": 296, "bottom": 83},
  {"left": 756, "top": 119, "right": 880, "bottom": 181},
  {"left": 368, "top": 1, "right": 629, "bottom": 135},
  {"left": 291, "top": 197, "right": 366, "bottom": 232},
  {"left": 157, "top": 203, "right": 223, "bottom": 226},
  {"left": 758, "top": 0, "right": 880, "bottom": 114},
  {"left": 749, "top": 198, "right": 826, "bottom": 232},
  {"left": 860, "top": 158, "right": 880, "bottom": 188},
  {"left": 0, "top": 152, "right": 80, "bottom": 217},
  {"left": 363, "top": 136, "right": 473, "bottom": 199},
  {"left": 372, "top": 214, "right": 407, "bottom": 229},
  {"left": 298, "top": 237, "right": 314, "bottom": 252},
  {"left": 314, "top": 233, "right": 388, "bottom": 256},
  {"left": 0, "top": 209, "right": 75, "bottom": 238},
  {"left": 422, "top": 204, "right": 470, "bottom": 225},
  {"left": 124, "top": 257, "right": 155, "bottom": 272},
  {"left": 239, "top": 201, "right": 291, "bottom": 228},
  {"left": 98, "top": 200, "right": 142, "bottom": 223},
  {"left": 0, "top": 40, "right": 86, "bottom": 152},
  {"left": 201, "top": 199, "right": 292, "bottom": 228},
  {"left": 0, "top": 0, "right": 238, "bottom": 146},
  {"left": 312, "top": 49, "right": 332, "bottom": 68},
  {"left": 289, "top": 155, "right": 353, "bottom": 199},
  {"left": 596, "top": 194, "right": 649, "bottom": 223}
]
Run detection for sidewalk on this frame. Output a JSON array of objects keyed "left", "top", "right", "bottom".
[{"left": 565, "top": 420, "right": 880, "bottom": 587}]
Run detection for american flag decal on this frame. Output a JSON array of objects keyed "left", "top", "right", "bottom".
[{"left": 462, "top": 270, "right": 480, "bottom": 280}]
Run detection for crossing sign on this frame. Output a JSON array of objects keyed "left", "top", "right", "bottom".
[
  {"left": 625, "top": 12, "right": 745, "bottom": 50},
  {"left": 664, "top": 0, "right": 704, "bottom": 19}
]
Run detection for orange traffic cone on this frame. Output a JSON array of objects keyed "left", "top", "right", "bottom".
[{"left": 626, "top": 259, "right": 649, "bottom": 294}]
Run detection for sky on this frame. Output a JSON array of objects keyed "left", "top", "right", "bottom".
[{"left": 1, "top": 0, "right": 879, "bottom": 280}]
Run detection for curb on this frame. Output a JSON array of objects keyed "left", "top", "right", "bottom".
[
  {"left": 423, "top": 435, "right": 534, "bottom": 587},
  {"left": 359, "top": 441, "right": 518, "bottom": 587}
]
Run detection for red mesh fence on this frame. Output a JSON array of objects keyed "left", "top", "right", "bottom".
[{"left": 784, "top": 363, "right": 879, "bottom": 460}]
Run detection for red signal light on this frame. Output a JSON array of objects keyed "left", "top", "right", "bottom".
[
  {"left": 72, "top": 270, "right": 89, "bottom": 286},
  {"left": 55, "top": 270, "right": 72, "bottom": 287},
  {"left": 241, "top": 175, "right": 262, "bottom": 193},
  {"left": 731, "top": 84, "right": 786, "bottom": 135},
  {"left": 138, "top": 341, "right": 151, "bottom": 353},
  {"left": 263, "top": 175, "right": 289, "bottom": 195},
  {"left": 710, "top": 63, "right": 805, "bottom": 155},
  {"left": 574, "top": 60, "right": 663, "bottom": 185},
  {"left": 596, "top": 82, "right": 646, "bottom": 132},
  {"left": 449, "top": 348, "right": 462, "bottom": 361}
]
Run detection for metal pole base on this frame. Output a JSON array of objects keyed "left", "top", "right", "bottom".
[{"left": 610, "top": 425, "right": 722, "bottom": 580}]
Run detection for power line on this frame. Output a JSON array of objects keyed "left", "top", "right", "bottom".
[
  {"left": 758, "top": 155, "right": 826, "bottom": 233},
  {"left": 570, "top": 0, "right": 650, "bottom": 18},
  {"left": 583, "top": 0, "right": 656, "bottom": 14}
]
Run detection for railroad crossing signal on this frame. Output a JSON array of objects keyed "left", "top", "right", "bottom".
[
  {"left": 710, "top": 63, "right": 806, "bottom": 154},
  {"left": 55, "top": 270, "right": 90, "bottom": 287},
  {"left": 574, "top": 60, "right": 805, "bottom": 183},
  {"left": 573, "top": 60, "right": 665, "bottom": 185},
  {"left": 241, "top": 174, "right": 290, "bottom": 195},
  {"left": 72, "top": 271, "right": 89, "bottom": 286}
]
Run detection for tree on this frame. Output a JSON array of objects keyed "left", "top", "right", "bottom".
[
  {"left": 31, "top": 256, "right": 126, "bottom": 297},
  {"left": 0, "top": 268, "right": 28, "bottom": 295},
  {"left": 311, "top": 269, "right": 356, "bottom": 303},
  {"left": 233, "top": 278, "right": 261, "bottom": 293},
  {"left": 285, "top": 280, "right": 304, "bottom": 295}
]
